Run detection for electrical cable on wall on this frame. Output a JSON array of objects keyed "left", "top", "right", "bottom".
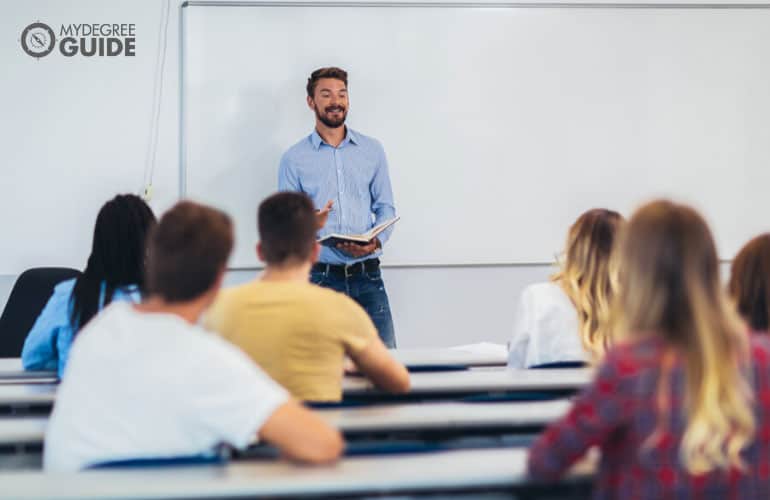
[{"left": 141, "top": 0, "right": 172, "bottom": 201}]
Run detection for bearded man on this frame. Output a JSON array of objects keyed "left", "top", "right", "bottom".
[{"left": 278, "top": 67, "right": 398, "bottom": 347}]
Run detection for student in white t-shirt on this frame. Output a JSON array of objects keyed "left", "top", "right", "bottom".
[
  {"left": 508, "top": 209, "right": 624, "bottom": 368},
  {"left": 44, "top": 201, "right": 343, "bottom": 472}
]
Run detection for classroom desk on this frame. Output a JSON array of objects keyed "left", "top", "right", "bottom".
[
  {"left": 0, "top": 417, "right": 47, "bottom": 446},
  {"left": 0, "top": 400, "right": 570, "bottom": 452},
  {"left": 318, "top": 399, "right": 570, "bottom": 433},
  {"left": 0, "top": 359, "right": 57, "bottom": 385},
  {"left": 0, "top": 384, "right": 57, "bottom": 415},
  {"left": 343, "top": 368, "right": 592, "bottom": 402},
  {"left": 391, "top": 347, "right": 507, "bottom": 369},
  {"left": 0, "top": 447, "right": 593, "bottom": 499},
  {"left": 0, "top": 370, "right": 589, "bottom": 413}
]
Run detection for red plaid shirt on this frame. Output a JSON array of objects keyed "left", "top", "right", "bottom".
[{"left": 528, "top": 335, "right": 770, "bottom": 500}]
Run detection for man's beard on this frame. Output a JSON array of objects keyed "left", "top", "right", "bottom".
[{"left": 315, "top": 104, "right": 347, "bottom": 128}]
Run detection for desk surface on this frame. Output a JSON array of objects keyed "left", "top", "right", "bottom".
[
  {"left": 0, "top": 370, "right": 590, "bottom": 406},
  {"left": 344, "top": 368, "right": 592, "bottom": 396},
  {"left": 0, "top": 349, "right": 505, "bottom": 383},
  {"left": 0, "top": 447, "right": 592, "bottom": 499},
  {"left": 391, "top": 346, "right": 507, "bottom": 368},
  {"left": 0, "top": 417, "right": 47, "bottom": 445},
  {"left": 0, "top": 384, "right": 57, "bottom": 406},
  {"left": 0, "top": 359, "right": 57, "bottom": 384},
  {"left": 0, "top": 400, "right": 571, "bottom": 447},
  {"left": 318, "top": 399, "right": 570, "bottom": 432}
]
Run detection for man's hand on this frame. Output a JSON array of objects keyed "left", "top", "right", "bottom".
[
  {"left": 316, "top": 200, "right": 334, "bottom": 229},
  {"left": 337, "top": 238, "right": 380, "bottom": 257}
]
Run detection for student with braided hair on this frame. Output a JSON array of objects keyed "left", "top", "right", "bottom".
[{"left": 22, "top": 194, "right": 155, "bottom": 377}]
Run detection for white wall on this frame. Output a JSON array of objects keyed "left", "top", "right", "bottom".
[
  {"left": 0, "top": 0, "right": 555, "bottom": 348},
  {"left": 1, "top": 0, "right": 181, "bottom": 275},
  {"left": 0, "top": 0, "right": 747, "bottom": 349}
]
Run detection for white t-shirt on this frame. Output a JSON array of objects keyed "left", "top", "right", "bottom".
[
  {"left": 44, "top": 302, "right": 288, "bottom": 472},
  {"left": 507, "top": 281, "right": 586, "bottom": 368}
]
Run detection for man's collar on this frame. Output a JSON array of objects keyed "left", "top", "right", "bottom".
[
  {"left": 310, "top": 129, "right": 324, "bottom": 149},
  {"left": 345, "top": 128, "right": 359, "bottom": 145},
  {"left": 311, "top": 127, "right": 358, "bottom": 150}
]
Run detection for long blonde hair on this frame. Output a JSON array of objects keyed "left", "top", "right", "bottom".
[
  {"left": 615, "top": 200, "right": 753, "bottom": 474},
  {"left": 552, "top": 209, "right": 624, "bottom": 361}
]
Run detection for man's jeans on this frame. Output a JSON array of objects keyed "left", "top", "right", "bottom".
[{"left": 310, "top": 267, "right": 396, "bottom": 348}]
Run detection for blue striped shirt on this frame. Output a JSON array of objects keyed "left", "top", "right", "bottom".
[{"left": 278, "top": 128, "right": 396, "bottom": 265}]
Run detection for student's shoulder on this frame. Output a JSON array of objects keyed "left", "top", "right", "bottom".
[
  {"left": 52, "top": 278, "right": 77, "bottom": 297},
  {"left": 213, "top": 282, "right": 255, "bottom": 308},
  {"left": 113, "top": 283, "right": 141, "bottom": 302},
  {"left": 306, "top": 282, "right": 354, "bottom": 306},
  {"left": 186, "top": 321, "right": 257, "bottom": 368},
  {"left": 521, "top": 281, "right": 571, "bottom": 307},
  {"left": 306, "top": 283, "right": 368, "bottom": 318},
  {"left": 38, "top": 278, "right": 78, "bottom": 316},
  {"left": 70, "top": 302, "right": 128, "bottom": 348},
  {"left": 523, "top": 281, "right": 563, "bottom": 297},
  {"left": 599, "top": 337, "right": 662, "bottom": 381}
]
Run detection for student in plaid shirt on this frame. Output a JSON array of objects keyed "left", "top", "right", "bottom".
[{"left": 528, "top": 200, "right": 770, "bottom": 499}]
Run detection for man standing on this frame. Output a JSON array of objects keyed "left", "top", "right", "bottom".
[{"left": 279, "top": 67, "right": 397, "bottom": 347}]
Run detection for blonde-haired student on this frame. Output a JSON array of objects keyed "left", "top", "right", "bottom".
[
  {"left": 528, "top": 200, "right": 770, "bottom": 498},
  {"left": 508, "top": 209, "right": 623, "bottom": 368}
]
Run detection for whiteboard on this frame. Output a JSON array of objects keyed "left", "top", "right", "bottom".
[{"left": 181, "top": 2, "right": 770, "bottom": 268}]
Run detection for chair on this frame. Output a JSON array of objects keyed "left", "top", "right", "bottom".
[{"left": 0, "top": 268, "right": 80, "bottom": 357}]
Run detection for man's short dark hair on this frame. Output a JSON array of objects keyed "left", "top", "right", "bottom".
[
  {"left": 146, "top": 201, "right": 233, "bottom": 302},
  {"left": 306, "top": 67, "right": 348, "bottom": 98},
  {"left": 258, "top": 192, "right": 317, "bottom": 265}
]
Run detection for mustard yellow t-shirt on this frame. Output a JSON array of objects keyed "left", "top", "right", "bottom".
[{"left": 205, "top": 280, "right": 379, "bottom": 402}]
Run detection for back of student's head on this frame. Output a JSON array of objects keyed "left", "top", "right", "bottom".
[
  {"left": 615, "top": 199, "right": 753, "bottom": 474},
  {"left": 729, "top": 233, "right": 770, "bottom": 333},
  {"left": 145, "top": 201, "right": 233, "bottom": 302},
  {"left": 258, "top": 192, "right": 317, "bottom": 266},
  {"left": 553, "top": 208, "right": 624, "bottom": 361},
  {"left": 71, "top": 194, "right": 156, "bottom": 333}
]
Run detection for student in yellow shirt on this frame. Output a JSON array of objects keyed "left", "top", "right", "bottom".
[{"left": 206, "top": 192, "right": 410, "bottom": 402}]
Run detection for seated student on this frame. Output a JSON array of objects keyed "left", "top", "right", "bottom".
[
  {"left": 44, "top": 201, "right": 343, "bottom": 472},
  {"left": 528, "top": 200, "right": 770, "bottom": 497},
  {"left": 206, "top": 192, "right": 409, "bottom": 402},
  {"left": 729, "top": 233, "right": 770, "bottom": 335},
  {"left": 508, "top": 209, "right": 623, "bottom": 368},
  {"left": 22, "top": 194, "right": 155, "bottom": 377}
]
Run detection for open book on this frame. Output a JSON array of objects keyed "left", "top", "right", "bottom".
[{"left": 318, "top": 217, "right": 400, "bottom": 247}]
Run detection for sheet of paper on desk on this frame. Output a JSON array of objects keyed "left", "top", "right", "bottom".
[{"left": 448, "top": 342, "right": 508, "bottom": 358}]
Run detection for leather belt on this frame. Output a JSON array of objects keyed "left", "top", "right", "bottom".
[{"left": 312, "top": 258, "right": 380, "bottom": 278}]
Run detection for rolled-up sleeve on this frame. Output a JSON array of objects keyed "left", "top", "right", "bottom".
[{"left": 278, "top": 154, "right": 300, "bottom": 192}]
